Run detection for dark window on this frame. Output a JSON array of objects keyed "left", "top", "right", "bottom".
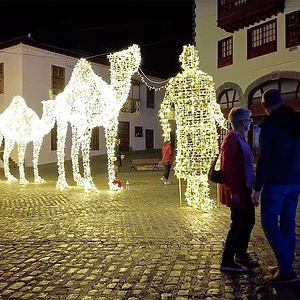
[
  {"left": 0, "top": 63, "right": 4, "bottom": 94},
  {"left": 218, "top": 88, "right": 239, "bottom": 110},
  {"left": 51, "top": 122, "right": 57, "bottom": 151},
  {"left": 146, "top": 89, "right": 155, "bottom": 108},
  {"left": 218, "top": 36, "right": 233, "bottom": 68},
  {"left": 217, "top": 88, "right": 239, "bottom": 146},
  {"left": 51, "top": 65, "right": 65, "bottom": 95},
  {"left": 135, "top": 126, "right": 143, "bottom": 137},
  {"left": 286, "top": 10, "right": 300, "bottom": 48},
  {"left": 247, "top": 20, "right": 277, "bottom": 59},
  {"left": 90, "top": 127, "right": 99, "bottom": 150}
]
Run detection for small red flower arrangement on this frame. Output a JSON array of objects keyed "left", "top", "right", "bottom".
[{"left": 112, "top": 179, "right": 122, "bottom": 188}]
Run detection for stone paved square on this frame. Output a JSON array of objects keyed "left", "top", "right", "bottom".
[{"left": 0, "top": 150, "right": 300, "bottom": 299}]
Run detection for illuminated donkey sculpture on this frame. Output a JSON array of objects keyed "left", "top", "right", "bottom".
[
  {"left": 52, "top": 44, "right": 141, "bottom": 192},
  {"left": 0, "top": 96, "right": 56, "bottom": 184}
]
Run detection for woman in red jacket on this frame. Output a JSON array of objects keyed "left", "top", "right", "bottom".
[
  {"left": 161, "top": 140, "right": 173, "bottom": 185},
  {"left": 220, "top": 107, "right": 257, "bottom": 273}
]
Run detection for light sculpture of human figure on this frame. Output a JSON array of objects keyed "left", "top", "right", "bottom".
[{"left": 159, "top": 45, "right": 227, "bottom": 211}]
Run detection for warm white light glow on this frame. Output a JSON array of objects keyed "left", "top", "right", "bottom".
[
  {"left": 50, "top": 44, "right": 141, "bottom": 192},
  {"left": 159, "top": 45, "right": 227, "bottom": 211},
  {"left": 0, "top": 96, "right": 56, "bottom": 184}
]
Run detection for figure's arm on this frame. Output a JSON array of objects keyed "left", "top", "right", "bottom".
[
  {"left": 159, "top": 83, "right": 173, "bottom": 142},
  {"left": 211, "top": 99, "right": 228, "bottom": 130}
]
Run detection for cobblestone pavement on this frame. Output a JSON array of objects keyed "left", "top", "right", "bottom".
[{"left": 0, "top": 154, "right": 300, "bottom": 300}]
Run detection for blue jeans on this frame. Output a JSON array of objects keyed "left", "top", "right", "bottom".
[{"left": 261, "top": 184, "right": 300, "bottom": 273}]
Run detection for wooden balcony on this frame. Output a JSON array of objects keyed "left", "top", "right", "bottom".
[{"left": 217, "top": 0, "right": 285, "bottom": 33}]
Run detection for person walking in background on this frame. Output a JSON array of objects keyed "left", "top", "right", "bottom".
[
  {"left": 251, "top": 89, "right": 300, "bottom": 283},
  {"left": 114, "top": 137, "right": 124, "bottom": 176},
  {"left": 161, "top": 140, "right": 173, "bottom": 185},
  {"left": 220, "top": 107, "right": 258, "bottom": 273}
]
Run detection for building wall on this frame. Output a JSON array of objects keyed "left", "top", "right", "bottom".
[
  {"left": 0, "top": 44, "right": 23, "bottom": 163},
  {"left": 119, "top": 83, "right": 164, "bottom": 151},
  {"left": 195, "top": 0, "right": 300, "bottom": 99},
  {"left": 0, "top": 44, "right": 164, "bottom": 168}
]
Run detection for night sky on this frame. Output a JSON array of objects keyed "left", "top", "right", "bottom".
[{"left": 0, "top": 0, "right": 194, "bottom": 78}]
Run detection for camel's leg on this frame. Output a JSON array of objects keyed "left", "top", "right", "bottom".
[
  {"left": 105, "top": 122, "right": 118, "bottom": 189},
  {"left": 81, "top": 128, "right": 97, "bottom": 193},
  {"left": 33, "top": 139, "right": 44, "bottom": 183},
  {"left": 3, "top": 139, "right": 17, "bottom": 182},
  {"left": 71, "top": 126, "right": 83, "bottom": 186},
  {"left": 56, "top": 121, "right": 69, "bottom": 191},
  {"left": 18, "top": 141, "right": 29, "bottom": 185}
]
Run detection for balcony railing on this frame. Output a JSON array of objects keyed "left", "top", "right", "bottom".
[
  {"left": 120, "top": 98, "right": 140, "bottom": 114},
  {"left": 217, "top": 0, "right": 285, "bottom": 33}
]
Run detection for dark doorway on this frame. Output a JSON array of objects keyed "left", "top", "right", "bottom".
[
  {"left": 145, "top": 129, "right": 154, "bottom": 149},
  {"left": 118, "top": 121, "right": 130, "bottom": 151}
]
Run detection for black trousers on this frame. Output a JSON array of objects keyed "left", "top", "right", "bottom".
[
  {"left": 163, "top": 163, "right": 171, "bottom": 180},
  {"left": 222, "top": 188, "right": 255, "bottom": 261}
]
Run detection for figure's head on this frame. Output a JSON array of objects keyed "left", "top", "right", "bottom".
[
  {"left": 116, "top": 137, "right": 121, "bottom": 145},
  {"left": 228, "top": 107, "right": 252, "bottom": 132},
  {"left": 179, "top": 45, "right": 199, "bottom": 71},
  {"left": 261, "top": 89, "right": 283, "bottom": 115}
]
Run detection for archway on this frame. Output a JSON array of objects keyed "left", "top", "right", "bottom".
[
  {"left": 216, "top": 82, "right": 243, "bottom": 145},
  {"left": 245, "top": 71, "right": 300, "bottom": 153}
]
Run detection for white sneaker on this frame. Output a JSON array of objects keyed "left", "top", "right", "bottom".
[
  {"left": 164, "top": 181, "right": 171, "bottom": 185},
  {"left": 160, "top": 177, "right": 165, "bottom": 184}
]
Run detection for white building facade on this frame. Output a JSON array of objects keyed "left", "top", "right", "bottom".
[
  {"left": 0, "top": 37, "right": 165, "bottom": 167},
  {"left": 195, "top": 0, "right": 300, "bottom": 149}
]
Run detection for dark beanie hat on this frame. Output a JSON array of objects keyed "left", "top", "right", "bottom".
[{"left": 262, "top": 89, "right": 283, "bottom": 106}]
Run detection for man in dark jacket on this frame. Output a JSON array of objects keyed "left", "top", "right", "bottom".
[
  {"left": 114, "top": 138, "right": 124, "bottom": 176},
  {"left": 252, "top": 89, "right": 300, "bottom": 283}
]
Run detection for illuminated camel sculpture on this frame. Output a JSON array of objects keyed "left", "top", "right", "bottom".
[
  {"left": 53, "top": 44, "right": 141, "bottom": 192},
  {"left": 0, "top": 96, "right": 56, "bottom": 184}
]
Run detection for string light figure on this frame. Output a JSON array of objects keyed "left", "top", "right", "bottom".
[
  {"left": 159, "top": 45, "right": 227, "bottom": 212},
  {"left": 0, "top": 96, "right": 56, "bottom": 184},
  {"left": 51, "top": 44, "right": 141, "bottom": 192}
]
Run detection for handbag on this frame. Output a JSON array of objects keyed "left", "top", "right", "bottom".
[{"left": 208, "top": 155, "right": 225, "bottom": 184}]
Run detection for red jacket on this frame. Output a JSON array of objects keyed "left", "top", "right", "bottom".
[
  {"left": 220, "top": 131, "right": 247, "bottom": 209},
  {"left": 162, "top": 143, "right": 173, "bottom": 165}
]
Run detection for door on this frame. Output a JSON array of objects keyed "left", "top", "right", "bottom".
[
  {"left": 249, "top": 115, "right": 265, "bottom": 159},
  {"left": 145, "top": 129, "right": 154, "bottom": 149},
  {"left": 118, "top": 121, "right": 130, "bottom": 151}
]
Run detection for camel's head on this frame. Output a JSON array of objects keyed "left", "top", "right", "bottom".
[
  {"left": 42, "top": 99, "right": 57, "bottom": 116},
  {"left": 108, "top": 44, "right": 141, "bottom": 76}
]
